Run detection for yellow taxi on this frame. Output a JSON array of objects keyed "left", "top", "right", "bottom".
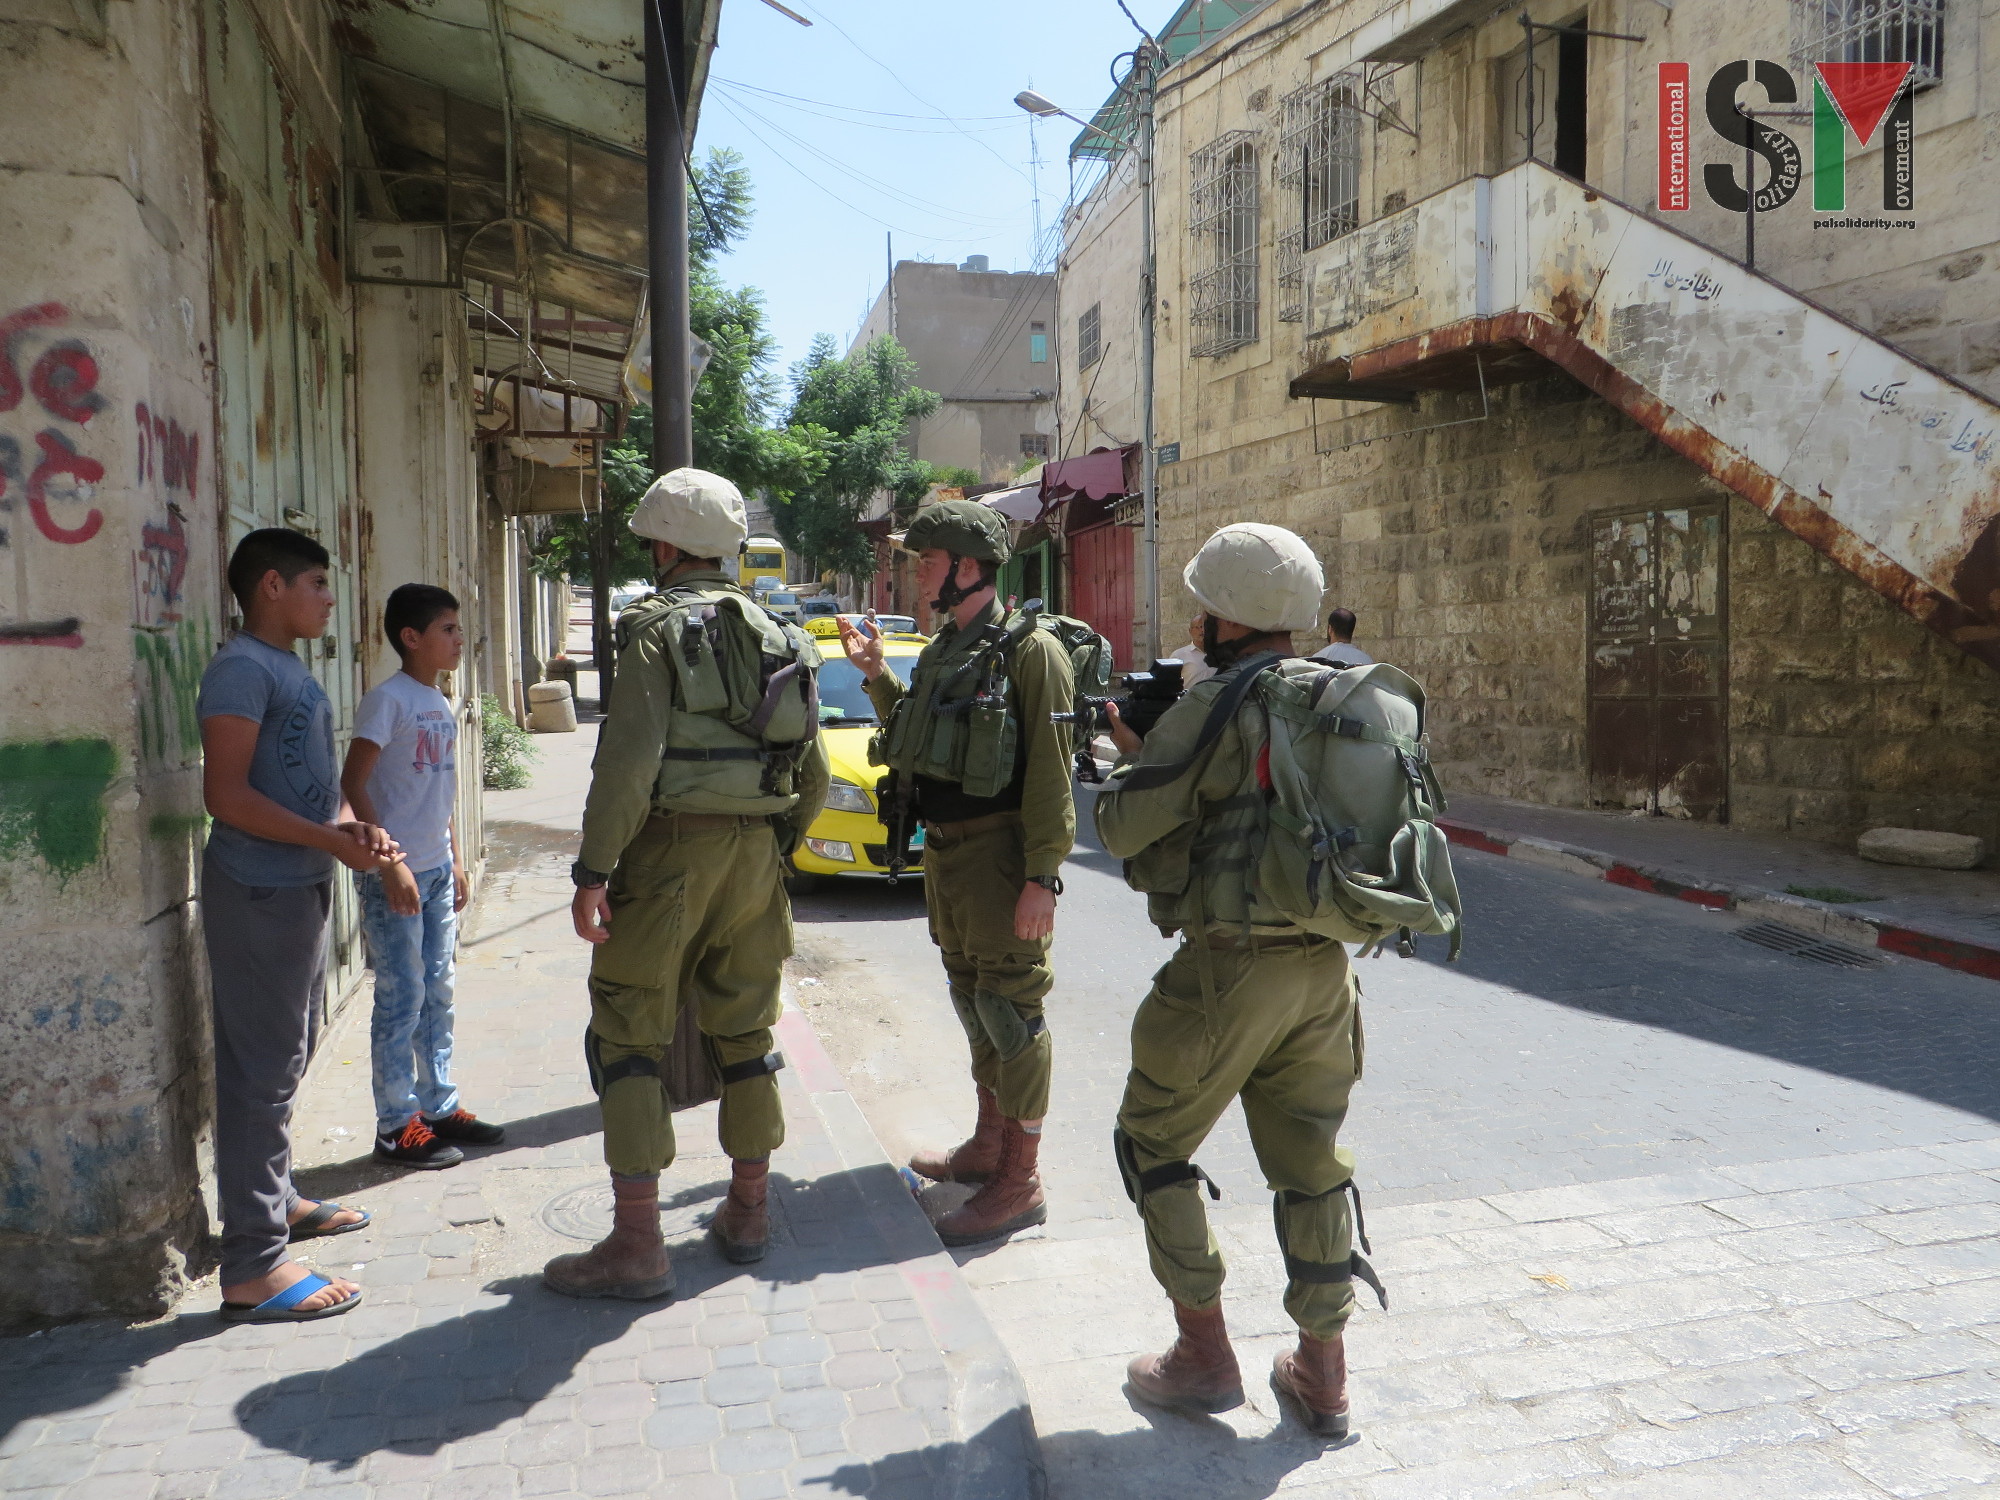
[{"left": 789, "top": 617, "right": 931, "bottom": 889}]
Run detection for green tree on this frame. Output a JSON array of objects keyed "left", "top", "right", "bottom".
[
  {"left": 531, "top": 149, "right": 822, "bottom": 584},
  {"left": 772, "top": 335, "right": 947, "bottom": 579}
]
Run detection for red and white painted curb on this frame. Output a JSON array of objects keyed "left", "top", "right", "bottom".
[{"left": 1440, "top": 819, "right": 2000, "bottom": 984}]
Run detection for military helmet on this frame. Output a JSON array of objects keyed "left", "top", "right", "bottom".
[
  {"left": 628, "top": 467, "right": 748, "bottom": 559},
  {"left": 902, "top": 499, "right": 1011, "bottom": 565},
  {"left": 1183, "top": 522, "right": 1325, "bottom": 633}
]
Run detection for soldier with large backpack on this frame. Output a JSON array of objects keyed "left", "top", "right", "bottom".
[
  {"left": 548, "top": 468, "right": 829, "bottom": 1300},
  {"left": 1095, "top": 522, "right": 1461, "bottom": 1438},
  {"left": 837, "top": 500, "right": 1077, "bottom": 1246}
]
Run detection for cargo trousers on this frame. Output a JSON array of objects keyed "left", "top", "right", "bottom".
[
  {"left": 923, "top": 810, "right": 1054, "bottom": 1121},
  {"left": 1115, "top": 931, "right": 1369, "bottom": 1339},
  {"left": 585, "top": 812, "right": 791, "bottom": 1175}
]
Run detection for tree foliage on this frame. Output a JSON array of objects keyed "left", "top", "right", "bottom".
[{"left": 771, "top": 335, "right": 945, "bottom": 579}]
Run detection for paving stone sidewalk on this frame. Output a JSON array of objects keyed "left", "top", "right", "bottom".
[{"left": 0, "top": 729, "right": 1038, "bottom": 1500}]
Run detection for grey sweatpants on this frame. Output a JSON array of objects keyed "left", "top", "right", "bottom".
[{"left": 201, "top": 852, "right": 331, "bottom": 1285}]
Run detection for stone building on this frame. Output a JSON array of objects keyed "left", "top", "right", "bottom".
[
  {"left": 852, "top": 257, "right": 1057, "bottom": 484},
  {"left": 1056, "top": 0, "right": 2000, "bottom": 847},
  {"left": 0, "top": 0, "right": 715, "bottom": 1326}
]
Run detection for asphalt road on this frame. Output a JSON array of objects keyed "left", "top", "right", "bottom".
[{"left": 791, "top": 784, "right": 2000, "bottom": 1219}]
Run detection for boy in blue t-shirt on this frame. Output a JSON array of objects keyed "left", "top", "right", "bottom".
[
  {"left": 341, "top": 584, "right": 504, "bottom": 1169},
  {"left": 199, "top": 528, "right": 400, "bottom": 1323}
]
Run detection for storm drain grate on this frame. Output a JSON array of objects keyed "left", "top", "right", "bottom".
[{"left": 1735, "top": 920, "right": 1886, "bottom": 969}]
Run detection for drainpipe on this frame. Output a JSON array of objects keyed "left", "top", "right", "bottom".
[{"left": 1136, "top": 40, "right": 1161, "bottom": 664}]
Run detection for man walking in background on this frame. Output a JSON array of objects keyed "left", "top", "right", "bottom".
[{"left": 1313, "top": 607, "right": 1373, "bottom": 668}]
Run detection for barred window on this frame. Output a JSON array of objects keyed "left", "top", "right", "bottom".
[
  {"left": 1020, "top": 433, "right": 1050, "bottom": 459},
  {"left": 1276, "top": 76, "right": 1364, "bottom": 323},
  {"left": 1189, "top": 132, "right": 1260, "bottom": 357},
  {"left": 1794, "top": 0, "right": 1944, "bottom": 86},
  {"left": 1078, "top": 302, "right": 1102, "bottom": 369}
]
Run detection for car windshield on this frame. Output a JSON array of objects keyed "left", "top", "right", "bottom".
[
  {"left": 818, "top": 652, "right": 921, "bottom": 727},
  {"left": 768, "top": 592, "right": 798, "bottom": 606}
]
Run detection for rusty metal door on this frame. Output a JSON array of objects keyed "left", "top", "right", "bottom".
[
  {"left": 1588, "top": 505, "right": 1727, "bottom": 820},
  {"left": 1067, "top": 521, "right": 1136, "bottom": 670}
]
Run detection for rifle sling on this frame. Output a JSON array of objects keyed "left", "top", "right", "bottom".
[{"left": 1118, "top": 653, "right": 1283, "bottom": 794}]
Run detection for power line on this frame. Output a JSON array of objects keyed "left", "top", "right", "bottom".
[
  {"left": 712, "top": 77, "right": 1021, "bottom": 125},
  {"left": 711, "top": 84, "right": 1021, "bottom": 135},
  {"left": 716, "top": 93, "right": 1018, "bottom": 228}
]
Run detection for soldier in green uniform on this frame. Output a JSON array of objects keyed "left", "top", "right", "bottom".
[
  {"left": 546, "top": 468, "right": 829, "bottom": 1300},
  {"left": 835, "top": 501, "right": 1074, "bottom": 1246},
  {"left": 1094, "top": 523, "right": 1377, "bottom": 1437}
]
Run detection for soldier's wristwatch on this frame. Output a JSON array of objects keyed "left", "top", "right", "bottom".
[
  {"left": 571, "top": 860, "right": 609, "bottom": 889},
  {"left": 1027, "top": 874, "right": 1063, "bottom": 895}
]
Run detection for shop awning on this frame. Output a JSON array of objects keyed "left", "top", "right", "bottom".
[
  {"left": 981, "top": 483, "right": 1045, "bottom": 522},
  {"left": 1041, "top": 445, "right": 1137, "bottom": 503}
]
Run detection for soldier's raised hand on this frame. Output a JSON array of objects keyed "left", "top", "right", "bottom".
[{"left": 838, "top": 611, "right": 886, "bottom": 681}]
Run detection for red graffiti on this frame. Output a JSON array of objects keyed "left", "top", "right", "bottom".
[
  {"left": 0, "top": 302, "right": 68, "bottom": 413},
  {"left": 31, "top": 342, "right": 103, "bottom": 424},
  {"left": 27, "top": 429, "right": 104, "bottom": 545},
  {"left": 134, "top": 402, "right": 200, "bottom": 494}
]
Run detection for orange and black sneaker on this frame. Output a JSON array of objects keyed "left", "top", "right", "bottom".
[
  {"left": 424, "top": 1108, "right": 505, "bottom": 1147},
  {"left": 374, "top": 1115, "right": 464, "bottom": 1170}
]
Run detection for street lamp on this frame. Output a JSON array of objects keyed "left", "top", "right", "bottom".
[{"left": 1014, "top": 59, "right": 1162, "bottom": 664}]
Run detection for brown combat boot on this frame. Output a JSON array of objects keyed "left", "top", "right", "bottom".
[
  {"left": 934, "top": 1117, "right": 1047, "bottom": 1247},
  {"left": 708, "top": 1156, "right": 771, "bottom": 1264},
  {"left": 908, "top": 1086, "right": 1003, "bottom": 1185},
  {"left": 1126, "top": 1301, "right": 1245, "bottom": 1415},
  {"left": 1272, "top": 1330, "right": 1350, "bottom": 1438},
  {"left": 543, "top": 1174, "right": 675, "bottom": 1300}
]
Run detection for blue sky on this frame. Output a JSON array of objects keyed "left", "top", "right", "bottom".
[{"left": 695, "top": 0, "right": 1175, "bottom": 386}]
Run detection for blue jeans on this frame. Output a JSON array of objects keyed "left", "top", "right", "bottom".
[{"left": 358, "top": 863, "right": 461, "bottom": 1136}]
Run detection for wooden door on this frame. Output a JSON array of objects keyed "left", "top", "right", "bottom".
[
  {"left": 1588, "top": 505, "right": 1727, "bottom": 820},
  {"left": 1066, "top": 521, "right": 1134, "bottom": 670}
]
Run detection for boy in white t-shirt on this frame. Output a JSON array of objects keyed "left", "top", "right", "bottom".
[{"left": 341, "top": 585, "right": 504, "bottom": 1169}]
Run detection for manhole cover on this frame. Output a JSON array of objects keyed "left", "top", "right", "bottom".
[
  {"left": 537, "top": 1179, "right": 791, "bottom": 1243},
  {"left": 1735, "top": 920, "right": 1886, "bottom": 969}
]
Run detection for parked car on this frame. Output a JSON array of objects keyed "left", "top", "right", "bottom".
[
  {"left": 803, "top": 614, "right": 926, "bottom": 646},
  {"left": 788, "top": 639, "right": 932, "bottom": 890},
  {"left": 796, "top": 597, "right": 841, "bottom": 623}
]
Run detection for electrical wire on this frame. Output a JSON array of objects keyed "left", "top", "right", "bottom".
[
  {"left": 709, "top": 95, "right": 981, "bottom": 240},
  {"left": 712, "top": 78, "right": 1021, "bottom": 130},
  {"left": 715, "top": 92, "right": 1019, "bottom": 229},
  {"left": 786, "top": 0, "right": 1034, "bottom": 186}
]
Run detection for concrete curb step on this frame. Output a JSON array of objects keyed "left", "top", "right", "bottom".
[
  {"left": 1440, "top": 818, "right": 2000, "bottom": 985},
  {"left": 775, "top": 997, "right": 1046, "bottom": 1500}
]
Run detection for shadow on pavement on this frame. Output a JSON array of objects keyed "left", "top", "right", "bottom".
[
  {"left": 233, "top": 1160, "right": 939, "bottom": 1469},
  {"left": 0, "top": 1316, "right": 228, "bottom": 1442},
  {"left": 291, "top": 1102, "right": 601, "bottom": 1202},
  {"left": 808, "top": 1407, "right": 1345, "bottom": 1499},
  {"left": 1417, "top": 852, "right": 2000, "bottom": 1124},
  {"left": 791, "top": 876, "right": 930, "bottom": 926}
]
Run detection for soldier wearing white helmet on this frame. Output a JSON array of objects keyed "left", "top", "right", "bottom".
[
  {"left": 547, "top": 468, "right": 830, "bottom": 1300},
  {"left": 1093, "top": 522, "right": 1377, "bottom": 1437}
]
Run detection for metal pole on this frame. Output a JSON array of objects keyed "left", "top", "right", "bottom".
[
  {"left": 1521, "top": 14, "right": 1537, "bottom": 164},
  {"left": 646, "top": 0, "right": 693, "bottom": 473},
  {"left": 1136, "top": 42, "right": 1161, "bottom": 665},
  {"left": 886, "top": 231, "right": 896, "bottom": 340}
]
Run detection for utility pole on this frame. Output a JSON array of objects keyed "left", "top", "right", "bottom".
[{"left": 1134, "top": 40, "right": 1162, "bottom": 664}]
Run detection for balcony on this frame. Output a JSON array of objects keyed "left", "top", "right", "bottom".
[{"left": 1291, "top": 162, "right": 2000, "bottom": 670}]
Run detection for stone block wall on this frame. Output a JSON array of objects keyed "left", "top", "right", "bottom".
[{"left": 1157, "top": 370, "right": 2000, "bottom": 853}]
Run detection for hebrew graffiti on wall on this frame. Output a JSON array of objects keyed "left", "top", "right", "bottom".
[{"left": 133, "top": 403, "right": 200, "bottom": 631}]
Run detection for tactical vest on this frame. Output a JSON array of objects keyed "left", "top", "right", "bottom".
[
  {"left": 621, "top": 581, "right": 822, "bottom": 816},
  {"left": 872, "top": 609, "right": 1033, "bottom": 801}
]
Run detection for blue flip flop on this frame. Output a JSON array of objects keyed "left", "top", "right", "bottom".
[
  {"left": 288, "top": 1200, "right": 371, "bottom": 1241},
  {"left": 219, "top": 1273, "right": 363, "bottom": 1324}
]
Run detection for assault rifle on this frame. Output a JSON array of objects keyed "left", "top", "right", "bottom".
[
  {"left": 875, "top": 767, "right": 918, "bottom": 885},
  {"left": 1053, "top": 658, "right": 1186, "bottom": 781}
]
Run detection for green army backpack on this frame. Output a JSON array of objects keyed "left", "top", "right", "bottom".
[
  {"left": 1039, "top": 612, "right": 1114, "bottom": 762},
  {"left": 1256, "top": 659, "right": 1463, "bottom": 957},
  {"left": 624, "top": 583, "right": 823, "bottom": 808}
]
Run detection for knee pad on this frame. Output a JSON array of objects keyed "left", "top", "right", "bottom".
[
  {"left": 1272, "top": 1178, "right": 1388, "bottom": 1310},
  {"left": 710, "top": 1042, "right": 786, "bottom": 1087},
  {"left": 1113, "top": 1126, "right": 1222, "bottom": 1212},
  {"left": 586, "top": 1028, "right": 666, "bottom": 1100},
  {"left": 973, "top": 990, "right": 1046, "bottom": 1062}
]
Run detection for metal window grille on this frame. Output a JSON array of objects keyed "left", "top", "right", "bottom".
[
  {"left": 1020, "top": 433, "right": 1050, "bottom": 458},
  {"left": 1078, "top": 302, "right": 1102, "bottom": 369},
  {"left": 1189, "top": 132, "right": 1261, "bottom": 357},
  {"left": 1794, "top": 0, "right": 1945, "bottom": 86},
  {"left": 1276, "top": 77, "right": 1364, "bottom": 322}
]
